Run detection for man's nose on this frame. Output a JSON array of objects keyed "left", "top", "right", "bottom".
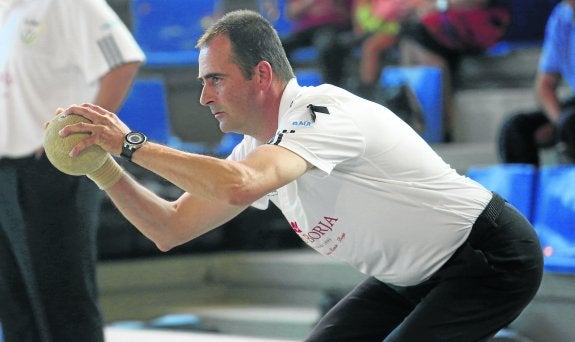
[{"left": 199, "top": 85, "right": 213, "bottom": 106}]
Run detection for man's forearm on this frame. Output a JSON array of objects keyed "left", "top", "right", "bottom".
[
  {"left": 94, "top": 61, "right": 141, "bottom": 112},
  {"left": 104, "top": 169, "right": 247, "bottom": 252},
  {"left": 536, "top": 72, "right": 562, "bottom": 123},
  {"left": 129, "top": 142, "right": 256, "bottom": 205}
]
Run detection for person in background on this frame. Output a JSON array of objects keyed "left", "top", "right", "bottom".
[
  {"left": 281, "top": 0, "right": 353, "bottom": 87},
  {"left": 214, "top": 0, "right": 278, "bottom": 18},
  {"left": 499, "top": 0, "right": 575, "bottom": 166},
  {"left": 210, "top": 0, "right": 279, "bottom": 24},
  {"left": 353, "top": 0, "right": 423, "bottom": 100},
  {"left": 54, "top": 10, "right": 542, "bottom": 341},
  {"left": 0, "top": 0, "right": 144, "bottom": 341},
  {"left": 399, "top": 0, "right": 511, "bottom": 141}
]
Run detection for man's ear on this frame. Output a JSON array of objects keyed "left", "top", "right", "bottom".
[{"left": 255, "top": 60, "right": 273, "bottom": 89}]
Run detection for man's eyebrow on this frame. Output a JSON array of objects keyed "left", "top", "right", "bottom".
[{"left": 198, "top": 72, "right": 226, "bottom": 82}]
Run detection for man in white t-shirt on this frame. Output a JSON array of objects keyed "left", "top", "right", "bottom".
[
  {"left": 0, "top": 0, "right": 144, "bottom": 341},
  {"left": 55, "top": 10, "right": 542, "bottom": 342}
]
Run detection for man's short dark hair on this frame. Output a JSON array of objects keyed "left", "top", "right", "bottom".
[{"left": 197, "top": 10, "right": 295, "bottom": 83}]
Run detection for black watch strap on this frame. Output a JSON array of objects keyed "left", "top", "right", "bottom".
[
  {"left": 120, "top": 132, "right": 147, "bottom": 161},
  {"left": 120, "top": 144, "right": 136, "bottom": 161}
]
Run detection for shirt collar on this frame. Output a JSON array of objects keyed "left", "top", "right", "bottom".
[{"left": 278, "top": 78, "right": 301, "bottom": 118}]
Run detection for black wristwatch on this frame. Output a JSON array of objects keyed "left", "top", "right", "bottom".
[{"left": 120, "top": 131, "right": 147, "bottom": 161}]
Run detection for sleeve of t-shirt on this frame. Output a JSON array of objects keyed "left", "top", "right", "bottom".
[
  {"left": 63, "top": 0, "right": 145, "bottom": 84},
  {"left": 538, "top": 4, "right": 563, "bottom": 74},
  {"left": 267, "top": 92, "right": 365, "bottom": 175},
  {"left": 227, "top": 136, "right": 270, "bottom": 210}
]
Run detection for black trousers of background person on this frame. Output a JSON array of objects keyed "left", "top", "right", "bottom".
[
  {"left": 0, "top": 154, "right": 104, "bottom": 342},
  {"left": 499, "top": 97, "right": 575, "bottom": 166},
  {"left": 305, "top": 193, "right": 543, "bottom": 342},
  {"left": 282, "top": 25, "right": 351, "bottom": 87}
]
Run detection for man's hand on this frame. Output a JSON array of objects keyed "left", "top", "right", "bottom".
[{"left": 59, "top": 103, "right": 131, "bottom": 158}]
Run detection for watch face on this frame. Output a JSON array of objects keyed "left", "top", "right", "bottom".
[{"left": 126, "top": 132, "right": 146, "bottom": 144}]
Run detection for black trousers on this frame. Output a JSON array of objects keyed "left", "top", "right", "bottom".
[
  {"left": 498, "top": 97, "right": 575, "bottom": 166},
  {"left": 305, "top": 193, "right": 543, "bottom": 342},
  {"left": 0, "top": 154, "right": 104, "bottom": 342}
]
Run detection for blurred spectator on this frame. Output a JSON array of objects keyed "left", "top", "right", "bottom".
[
  {"left": 212, "top": 0, "right": 279, "bottom": 21},
  {"left": 499, "top": 0, "right": 575, "bottom": 166},
  {"left": 282, "top": 0, "right": 353, "bottom": 86},
  {"left": 353, "top": 0, "right": 423, "bottom": 100},
  {"left": 399, "top": 0, "right": 511, "bottom": 141},
  {"left": 0, "top": 0, "right": 144, "bottom": 341}
]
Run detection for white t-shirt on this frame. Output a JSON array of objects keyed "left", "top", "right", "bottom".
[
  {"left": 0, "top": 0, "right": 145, "bottom": 157},
  {"left": 230, "top": 79, "right": 492, "bottom": 286}
]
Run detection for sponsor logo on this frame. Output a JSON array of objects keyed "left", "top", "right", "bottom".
[
  {"left": 292, "top": 120, "right": 312, "bottom": 127},
  {"left": 291, "top": 216, "right": 344, "bottom": 255},
  {"left": 20, "top": 18, "right": 43, "bottom": 44},
  {"left": 290, "top": 221, "right": 302, "bottom": 233},
  {"left": 291, "top": 216, "right": 339, "bottom": 244},
  {"left": 302, "top": 216, "right": 338, "bottom": 243}
]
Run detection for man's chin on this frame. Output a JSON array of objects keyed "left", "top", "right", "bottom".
[{"left": 218, "top": 123, "right": 233, "bottom": 134}]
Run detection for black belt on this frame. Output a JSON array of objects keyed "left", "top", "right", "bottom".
[
  {"left": 432, "top": 192, "right": 508, "bottom": 280},
  {"left": 477, "top": 192, "right": 506, "bottom": 227},
  {"left": 467, "top": 192, "right": 507, "bottom": 245}
]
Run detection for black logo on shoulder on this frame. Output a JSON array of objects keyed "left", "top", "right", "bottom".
[{"left": 307, "top": 104, "right": 330, "bottom": 122}]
